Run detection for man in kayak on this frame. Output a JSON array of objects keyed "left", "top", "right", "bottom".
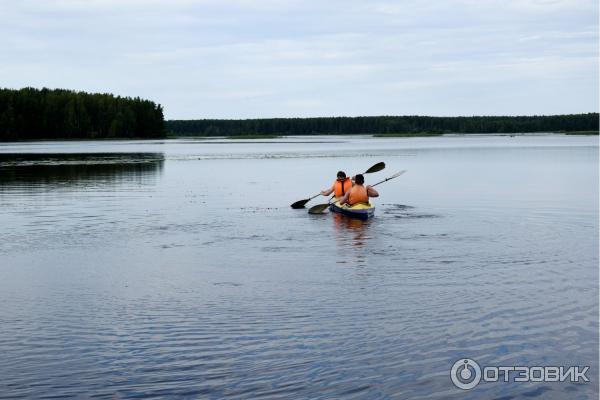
[
  {"left": 339, "top": 174, "right": 379, "bottom": 206},
  {"left": 321, "top": 171, "right": 353, "bottom": 199}
]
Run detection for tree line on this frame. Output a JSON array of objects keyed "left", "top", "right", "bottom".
[
  {"left": 1, "top": 88, "right": 596, "bottom": 140},
  {"left": 166, "top": 114, "right": 599, "bottom": 136},
  {"left": 0, "top": 87, "right": 165, "bottom": 141}
]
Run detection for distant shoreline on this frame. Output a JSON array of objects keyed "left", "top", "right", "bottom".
[
  {"left": 1, "top": 131, "right": 598, "bottom": 143},
  {"left": 166, "top": 113, "right": 598, "bottom": 138},
  {"left": 162, "top": 131, "right": 599, "bottom": 140},
  {"left": 563, "top": 131, "right": 599, "bottom": 135},
  {"left": 169, "top": 131, "right": 598, "bottom": 139}
]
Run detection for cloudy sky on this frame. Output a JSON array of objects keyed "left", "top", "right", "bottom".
[{"left": 1, "top": 0, "right": 598, "bottom": 119}]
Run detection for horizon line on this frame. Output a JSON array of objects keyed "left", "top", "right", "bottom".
[{"left": 166, "top": 112, "right": 599, "bottom": 121}]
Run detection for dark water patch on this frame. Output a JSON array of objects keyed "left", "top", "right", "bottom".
[
  {"left": 150, "top": 223, "right": 209, "bottom": 233},
  {"left": 413, "top": 233, "right": 449, "bottom": 239},
  {"left": 191, "top": 151, "right": 417, "bottom": 161},
  {"left": 381, "top": 204, "right": 440, "bottom": 219},
  {"left": 520, "top": 385, "right": 553, "bottom": 397},
  {"left": 392, "top": 213, "right": 440, "bottom": 219},
  {"left": 159, "top": 243, "right": 185, "bottom": 249},
  {"left": 0, "top": 152, "right": 164, "bottom": 189},
  {"left": 227, "top": 234, "right": 266, "bottom": 240},
  {"left": 213, "top": 282, "right": 243, "bottom": 287},
  {"left": 381, "top": 203, "right": 415, "bottom": 209},
  {"left": 0, "top": 152, "right": 164, "bottom": 166},
  {"left": 235, "top": 207, "right": 282, "bottom": 212},
  {"left": 261, "top": 246, "right": 295, "bottom": 252},
  {"left": 178, "top": 140, "right": 347, "bottom": 144}
]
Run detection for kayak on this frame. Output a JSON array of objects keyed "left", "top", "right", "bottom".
[{"left": 329, "top": 198, "right": 375, "bottom": 220}]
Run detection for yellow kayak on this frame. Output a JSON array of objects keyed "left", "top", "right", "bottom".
[{"left": 329, "top": 198, "right": 375, "bottom": 220}]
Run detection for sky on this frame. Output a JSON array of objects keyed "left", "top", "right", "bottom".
[{"left": 0, "top": 0, "right": 598, "bottom": 119}]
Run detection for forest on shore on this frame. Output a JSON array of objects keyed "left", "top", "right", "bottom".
[
  {"left": 167, "top": 113, "right": 598, "bottom": 136},
  {"left": 1, "top": 87, "right": 597, "bottom": 140},
  {"left": 0, "top": 88, "right": 165, "bottom": 141}
]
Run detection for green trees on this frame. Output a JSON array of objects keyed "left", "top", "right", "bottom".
[
  {"left": 0, "top": 87, "right": 165, "bottom": 141},
  {"left": 2, "top": 88, "right": 596, "bottom": 140},
  {"left": 166, "top": 114, "right": 599, "bottom": 137}
]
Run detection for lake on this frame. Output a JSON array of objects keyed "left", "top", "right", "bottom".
[{"left": 0, "top": 135, "right": 598, "bottom": 399}]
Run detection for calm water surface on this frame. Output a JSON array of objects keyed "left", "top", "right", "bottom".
[{"left": 0, "top": 135, "right": 598, "bottom": 399}]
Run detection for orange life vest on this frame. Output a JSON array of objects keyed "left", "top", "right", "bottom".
[
  {"left": 333, "top": 178, "right": 353, "bottom": 198},
  {"left": 348, "top": 184, "right": 369, "bottom": 205}
]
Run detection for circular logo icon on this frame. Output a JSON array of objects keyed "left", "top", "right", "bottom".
[{"left": 451, "top": 358, "right": 482, "bottom": 390}]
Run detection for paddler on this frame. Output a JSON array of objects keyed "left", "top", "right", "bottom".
[
  {"left": 339, "top": 174, "right": 379, "bottom": 206},
  {"left": 321, "top": 171, "right": 353, "bottom": 199}
]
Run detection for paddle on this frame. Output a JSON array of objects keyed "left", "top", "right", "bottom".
[
  {"left": 363, "top": 161, "right": 386, "bottom": 174},
  {"left": 371, "top": 170, "right": 407, "bottom": 187},
  {"left": 290, "top": 162, "right": 385, "bottom": 209},
  {"left": 307, "top": 170, "right": 407, "bottom": 214},
  {"left": 290, "top": 193, "right": 321, "bottom": 209},
  {"left": 308, "top": 199, "right": 333, "bottom": 214}
]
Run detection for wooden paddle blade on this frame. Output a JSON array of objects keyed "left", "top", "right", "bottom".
[
  {"left": 291, "top": 199, "right": 309, "bottom": 209},
  {"left": 364, "top": 161, "right": 385, "bottom": 174},
  {"left": 308, "top": 203, "right": 330, "bottom": 214}
]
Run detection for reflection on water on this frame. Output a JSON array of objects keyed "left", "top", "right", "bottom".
[
  {"left": 333, "top": 212, "right": 370, "bottom": 245},
  {"left": 0, "top": 153, "right": 164, "bottom": 190},
  {"left": 331, "top": 213, "right": 373, "bottom": 266}
]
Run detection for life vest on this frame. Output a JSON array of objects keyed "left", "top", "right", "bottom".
[
  {"left": 333, "top": 178, "right": 353, "bottom": 198},
  {"left": 348, "top": 184, "right": 369, "bottom": 205}
]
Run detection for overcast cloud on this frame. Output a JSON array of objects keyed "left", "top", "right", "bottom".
[{"left": 0, "top": 0, "right": 597, "bottom": 119}]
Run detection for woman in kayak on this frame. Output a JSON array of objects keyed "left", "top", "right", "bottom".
[
  {"left": 321, "top": 171, "right": 353, "bottom": 199},
  {"left": 339, "top": 174, "right": 379, "bottom": 206}
]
